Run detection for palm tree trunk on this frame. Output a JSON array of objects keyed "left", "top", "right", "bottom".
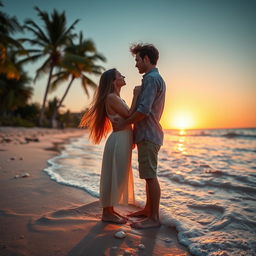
[
  {"left": 57, "top": 76, "right": 75, "bottom": 109},
  {"left": 50, "top": 76, "right": 75, "bottom": 128},
  {"left": 39, "top": 64, "right": 54, "bottom": 126},
  {"left": 51, "top": 111, "right": 58, "bottom": 128}
]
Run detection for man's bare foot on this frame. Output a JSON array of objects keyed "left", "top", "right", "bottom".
[
  {"left": 102, "top": 213, "right": 127, "bottom": 224},
  {"left": 130, "top": 218, "right": 161, "bottom": 229},
  {"left": 127, "top": 209, "right": 149, "bottom": 218}
]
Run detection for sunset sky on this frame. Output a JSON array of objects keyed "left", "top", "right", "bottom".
[{"left": 4, "top": 0, "right": 256, "bottom": 129}]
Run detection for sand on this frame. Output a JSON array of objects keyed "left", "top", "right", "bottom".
[{"left": 0, "top": 127, "right": 190, "bottom": 256}]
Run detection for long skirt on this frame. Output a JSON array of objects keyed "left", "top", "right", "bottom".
[{"left": 100, "top": 129, "right": 135, "bottom": 207}]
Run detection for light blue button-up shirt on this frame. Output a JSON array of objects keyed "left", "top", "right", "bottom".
[{"left": 134, "top": 68, "right": 166, "bottom": 146}]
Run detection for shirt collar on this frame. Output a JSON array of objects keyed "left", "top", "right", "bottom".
[{"left": 143, "top": 67, "right": 158, "bottom": 78}]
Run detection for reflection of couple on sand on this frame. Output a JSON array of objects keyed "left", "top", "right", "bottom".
[{"left": 80, "top": 43, "right": 166, "bottom": 229}]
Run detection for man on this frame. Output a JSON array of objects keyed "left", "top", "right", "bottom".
[{"left": 114, "top": 43, "right": 166, "bottom": 229}]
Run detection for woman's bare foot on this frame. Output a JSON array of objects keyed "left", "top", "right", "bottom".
[
  {"left": 127, "top": 209, "right": 149, "bottom": 218},
  {"left": 130, "top": 218, "right": 161, "bottom": 229},
  {"left": 102, "top": 213, "right": 127, "bottom": 224},
  {"left": 113, "top": 210, "right": 128, "bottom": 220}
]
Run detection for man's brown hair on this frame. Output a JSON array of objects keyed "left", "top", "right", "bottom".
[{"left": 130, "top": 43, "right": 159, "bottom": 65}]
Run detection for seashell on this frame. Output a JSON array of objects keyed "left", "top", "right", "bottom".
[
  {"left": 114, "top": 230, "right": 126, "bottom": 239},
  {"left": 138, "top": 243, "right": 145, "bottom": 250},
  {"left": 124, "top": 249, "right": 133, "bottom": 255},
  {"left": 21, "top": 173, "right": 30, "bottom": 178}
]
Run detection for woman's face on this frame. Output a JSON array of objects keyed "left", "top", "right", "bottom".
[{"left": 114, "top": 71, "right": 126, "bottom": 88}]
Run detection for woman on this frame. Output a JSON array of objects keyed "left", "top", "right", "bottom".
[{"left": 79, "top": 68, "right": 140, "bottom": 224}]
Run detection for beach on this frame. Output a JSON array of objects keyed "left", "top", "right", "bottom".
[{"left": 0, "top": 127, "right": 189, "bottom": 256}]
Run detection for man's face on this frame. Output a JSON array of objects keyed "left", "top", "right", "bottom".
[{"left": 135, "top": 53, "right": 146, "bottom": 74}]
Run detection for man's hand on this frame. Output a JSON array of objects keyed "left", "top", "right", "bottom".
[
  {"left": 133, "top": 86, "right": 141, "bottom": 96},
  {"left": 112, "top": 117, "right": 126, "bottom": 131}
]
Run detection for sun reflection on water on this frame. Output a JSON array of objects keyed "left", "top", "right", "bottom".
[
  {"left": 175, "top": 129, "right": 188, "bottom": 154},
  {"left": 179, "top": 129, "right": 187, "bottom": 136}
]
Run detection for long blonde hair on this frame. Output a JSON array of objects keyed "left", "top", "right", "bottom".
[{"left": 79, "top": 68, "right": 116, "bottom": 144}]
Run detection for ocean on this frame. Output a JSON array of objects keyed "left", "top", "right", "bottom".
[{"left": 44, "top": 128, "right": 256, "bottom": 256}]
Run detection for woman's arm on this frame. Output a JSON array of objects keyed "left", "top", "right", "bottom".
[
  {"left": 106, "top": 94, "right": 130, "bottom": 118},
  {"left": 106, "top": 88, "right": 141, "bottom": 118}
]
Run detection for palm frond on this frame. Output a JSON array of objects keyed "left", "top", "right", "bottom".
[
  {"left": 81, "top": 75, "right": 97, "bottom": 97},
  {"left": 50, "top": 71, "right": 70, "bottom": 92},
  {"left": 57, "top": 18, "right": 79, "bottom": 45},
  {"left": 89, "top": 53, "right": 106, "bottom": 62},
  {"left": 23, "top": 19, "right": 49, "bottom": 44},
  {"left": 18, "top": 53, "right": 45, "bottom": 66},
  {"left": 33, "top": 56, "right": 51, "bottom": 82},
  {"left": 18, "top": 38, "right": 46, "bottom": 48}
]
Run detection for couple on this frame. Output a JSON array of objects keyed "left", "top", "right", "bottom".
[{"left": 80, "top": 43, "right": 166, "bottom": 229}]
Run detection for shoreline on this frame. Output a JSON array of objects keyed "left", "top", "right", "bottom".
[{"left": 0, "top": 127, "right": 190, "bottom": 256}]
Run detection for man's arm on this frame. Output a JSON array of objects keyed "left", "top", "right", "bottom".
[
  {"left": 123, "top": 111, "right": 146, "bottom": 126},
  {"left": 113, "top": 76, "right": 157, "bottom": 130},
  {"left": 112, "top": 111, "right": 145, "bottom": 131}
]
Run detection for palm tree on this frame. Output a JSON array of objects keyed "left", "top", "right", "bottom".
[
  {"left": 0, "top": 1, "right": 24, "bottom": 79},
  {"left": 21, "top": 7, "right": 79, "bottom": 125},
  {"left": 0, "top": 54, "right": 32, "bottom": 116},
  {"left": 49, "top": 32, "right": 105, "bottom": 127}
]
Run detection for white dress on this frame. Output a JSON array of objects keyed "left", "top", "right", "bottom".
[{"left": 99, "top": 102, "right": 135, "bottom": 207}]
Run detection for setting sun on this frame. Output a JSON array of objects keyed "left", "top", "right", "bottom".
[{"left": 171, "top": 112, "right": 195, "bottom": 130}]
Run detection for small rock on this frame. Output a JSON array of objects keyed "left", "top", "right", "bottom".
[
  {"left": 164, "top": 238, "right": 172, "bottom": 243},
  {"left": 111, "top": 246, "right": 118, "bottom": 250},
  {"left": 138, "top": 244, "right": 145, "bottom": 250},
  {"left": 3, "top": 138, "right": 12, "bottom": 143},
  {"left": 20, "top": 141, "right": 28, "bottom": 144},
  {"left": 114, "top": 230, "right": 126, "bottom": 239},
  {"left": 21, "top": 173, "right": 30, "bottom": 178},
  {"left": 14, "top": 175, "right": 20, "bottom": 179},
  {"left": 10, "top": 157, "right": 16, "bottom": 160},
  {"left": 25, "top": 137, "right": 39, "bottom": 143},
  {"left": 19, "top": 157, "right": 23, "bottom": 160},
  {"left": 200, "top": 164, "right": 210, "bottom": 168},
  {"left": 20, "top": 235, "right": 24, "bottom": 239}
]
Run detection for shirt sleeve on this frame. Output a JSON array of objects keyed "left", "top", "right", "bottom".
[{"left": 136, "top": 76, "right": 158, "bottom": 116}]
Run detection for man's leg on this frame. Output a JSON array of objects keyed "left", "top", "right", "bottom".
[
  {"left": 127, "top": 181, "right": 150, "bottom": 217},
  {"left": 129, "top": 140, "right": 161, "bottom": 228},
  {"left": 146, "top": 177, "right": 160, "bottom": 220},
  {"left": 130, "top": 177, "right": 161, "bottom": 229}
]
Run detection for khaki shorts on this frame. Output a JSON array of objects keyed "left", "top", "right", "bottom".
[{"left": 137, "top": 140, "right": 161, "bottom": 179}]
